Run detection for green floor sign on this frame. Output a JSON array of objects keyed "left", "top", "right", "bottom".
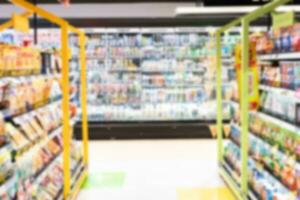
[{"left": 83, "top": 171, "right": 125, "bottom": 189}]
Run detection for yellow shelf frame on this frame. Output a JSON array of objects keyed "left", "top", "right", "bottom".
[
  {"left": 216, "top": 0, "right": 292, "bottom": 199},
  {"left": 219, "top": 167, "right": 244, "bottom": 200},
  {"left": 69, "top": 168, "right": 88, "bottom": 200},
  {"left": 0, "top": 0, "right": 89, "bottom": 199},
  {"left": 67, "top": 24, "right": 90, "bottom": 200}
]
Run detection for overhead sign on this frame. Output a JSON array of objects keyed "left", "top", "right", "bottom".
[
  {"left": 12, "top": 13, "right": 29, "bottom": 33},
  {"left": 272, "top": 11, "right": 295, "bottom": 29},
  {"left": 203, "top": 0, "right": 300, "bottom": 6}
]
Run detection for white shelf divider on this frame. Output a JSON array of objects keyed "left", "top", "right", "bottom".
[
  {"left": 258, "top": 52, "right": 300, "bottom": 60},
  {"left": 259, "top": 85, "right": 300, "bottom": 101}
]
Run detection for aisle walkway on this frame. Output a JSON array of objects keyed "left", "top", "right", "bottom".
[{"left": 77, "top": 139, "right": 235, "bottom": 200}]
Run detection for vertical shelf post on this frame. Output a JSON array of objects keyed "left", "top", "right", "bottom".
[
  {"left": 79, "top": 33, "right": 89, "bottom": 167},
  {"left": 240, "top": 18, "right": 249, "bottom": 194},
  {"left": 61, "top": 22, "right": 72, "bottom": 199},
  {"left": 216, "top": 31, "right": 223, "bottom": 162}
]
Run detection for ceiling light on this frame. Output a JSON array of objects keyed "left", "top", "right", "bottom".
[{"left": 176, "top": 5, "right": 300, "bottom": 16}]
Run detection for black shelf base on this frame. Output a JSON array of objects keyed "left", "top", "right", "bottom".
[{"left": 74, "top": 120, "right": 219, "bottom": 140}]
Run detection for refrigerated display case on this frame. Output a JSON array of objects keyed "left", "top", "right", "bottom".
[
  {"left": 71, "top": 27, "right": 239, "bottom": 139},
  {"left": 82, "top": 28, "right": 237, "bottom": 122}
]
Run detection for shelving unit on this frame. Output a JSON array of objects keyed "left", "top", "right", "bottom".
[
  {"left": 0, "top": 1, "right": 89, "bottom": 200},
  {"left": 216, "top": 0, "right": 298, "bottom": 199},
  {"left": 67, "top": 28, "right": 229, "bottom": 139},
  {"left": 83, "top": 28, "right": 233, "bottom": 122},
  {"left": 73, "top": 28, "right": 239, "bottom": 139}
]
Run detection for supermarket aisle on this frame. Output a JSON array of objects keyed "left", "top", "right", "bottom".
[{"left": 77, "top": 139, "right": 234, "bottom": 200}]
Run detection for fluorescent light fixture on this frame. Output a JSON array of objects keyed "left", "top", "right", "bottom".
[
  {"left": 176, "top": 6, "right": 300, "bottom": 16},
  {"left": 176, "top": 6, "right": 257, "bottom": 15}
]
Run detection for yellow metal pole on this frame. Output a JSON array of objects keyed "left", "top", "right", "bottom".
[
  {"left": 61, "top": 22, "right": 71, "bottom": 199},
  {"left": 218, "top": 17, "right": 242, "bottom": 33},
  {"left": 67, "top": 24, "right": 89, "bottom": 167},
  {"left": 79, "top": 33, "right": 89, "bottom": 167},
  {"left": 240, "top": 18, "right": 249, "bottom": 195},
  {"left": 216, "top": 31, "right": 223, "bottom": 162}
]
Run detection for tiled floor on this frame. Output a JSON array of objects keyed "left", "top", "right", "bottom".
[{"left": 77, "top": 139, "right": 234, "bottom": 200}]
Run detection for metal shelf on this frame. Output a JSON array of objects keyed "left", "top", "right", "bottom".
[
  {"left": 248, "top": 189, "right": 259, "bottom": 200},
  {"left": 258, "top": 52, "right": 300, "bottom": 60},
  {"left": 219, "top": 165, "right": 245, "bottom": 200},
  {"left": 69, "top": 168, "right": 88, "bottom": 200},
  {"left": 259, "top": 85, "right": 299, "bottom": 100}
]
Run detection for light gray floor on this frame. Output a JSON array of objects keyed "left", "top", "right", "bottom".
[{"left": 77, "top": 139, "right": 224, "bottom": 200}]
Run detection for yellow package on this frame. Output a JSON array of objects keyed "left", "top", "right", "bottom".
[
  {"left": 19, "top": 120, "right": 38, "bottom": 141},
  {"left": 47, "top": 140, "right": 61, "bottom": 155},
  {"left": 43, "top": 78, "right": 52, "bottom": 101},
  {"left": 234, "top": 41, "right": 260, "bottom": 110},
  {"left": 29, "top": 117, "right": 47, "bottom": 137},
  {"left": 6, "top": 123, "right": 29, "bottom": 149}
]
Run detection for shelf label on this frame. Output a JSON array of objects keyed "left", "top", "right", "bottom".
[
  {"left": 12, "top": 13, "right": 29, "bottom": 33},
  {"left": 272, "top": 11, "right": 295, "bottom": 29}
]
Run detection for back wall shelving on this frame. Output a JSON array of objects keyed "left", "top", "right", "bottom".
[{"left": 78, "top": 28, "right": 236, "bottom": 122}]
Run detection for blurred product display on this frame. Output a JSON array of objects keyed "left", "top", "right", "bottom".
[
  {"left": 0, "top": 27, "right": 86, "bottom": 200},
  {"left": 78, "top": 29, "right": 239, "bottom": 122},
  {"left": 221, "top": 21, "right": 300, "bottom": 200}
]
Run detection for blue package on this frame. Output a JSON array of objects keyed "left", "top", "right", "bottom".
[
  {"left": 275, "top": 38, "right": 281, "bottom": 53},
  {"left": 2, "top": 33, "right": 14, "bottom": 44}
]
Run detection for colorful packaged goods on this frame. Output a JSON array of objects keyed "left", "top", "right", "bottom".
[
  {"left": 250, "top": 113, "right": 300, "bottom": 170},
  {"left": 281, "top": 61, "right": 300, "bottom": 90},
  {"left": 259, "top": 90, "right": 299, "bottom": 123},
  {"left": 256, "top": 22, "right": 300, "bottom": 54},
  {"left": 260, "top": 61, "right": 300, "bottom": 91},
  {"left": 0, "top": 75, "right": 62, "bottom": 118},
  {"left": 0, "top": 44, "right": 41, "bottom": 76},
  {"left": 224, "top": 140, "right": 297, "bottom": 200}
]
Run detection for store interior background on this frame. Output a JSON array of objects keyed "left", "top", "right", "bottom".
[{"left": 0, "top": 0, "right": 297, "bottom": 199}]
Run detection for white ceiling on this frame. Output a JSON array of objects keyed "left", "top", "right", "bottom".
[{"left": 0, "top": 2, "right": 194, "bottom": 18}]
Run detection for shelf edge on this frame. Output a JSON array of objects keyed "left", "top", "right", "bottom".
[
  {"left": 69, "top": 167, "right": 88, "bottom": 200},
  {"left": 219, "top": 166, "right": 245, "bottom": 200}
]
